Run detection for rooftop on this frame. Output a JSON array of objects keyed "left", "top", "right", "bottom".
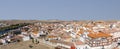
[{"left": 88, "top": 32, "right": 112, "bottom": 39}]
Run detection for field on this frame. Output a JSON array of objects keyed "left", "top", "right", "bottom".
[{"left": 0, "top": 40, "right": 54, "bottom": 49}]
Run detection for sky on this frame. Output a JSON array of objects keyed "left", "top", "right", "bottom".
[{"left": 0, "top": 0, "right": 120, "bottom": 20}]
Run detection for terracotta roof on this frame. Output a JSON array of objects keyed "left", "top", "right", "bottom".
[
  {"left": 77, "top": 29, "right": 84, "bottom": 35},
  {"left": 75, "top": 40, "right": 84, "bottom": 45},
  {"left": 87, "top": 29, "right": 94, "bottom": 33},
  {"left": 88, "top": 32, "right": 112, "bottom": 39},
  {"left": 32, "top": 31, "right": 39, "bottom": 34},
  {"left": 32, "top": 27, "right": 39, "bottom": 34},
  {"left": 61, "top": 34, "right": 72, "bottom": 39},
  {"left": 48, "top": 35, "right": 57, "bottom": 38}
]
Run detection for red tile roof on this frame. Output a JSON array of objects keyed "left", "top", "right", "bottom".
[{"left": 88, "top": 32, "right": 112, "bottom": 39}]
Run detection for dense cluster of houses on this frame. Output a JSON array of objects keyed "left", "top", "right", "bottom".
[
  {"left": 0, "top": 23, "right": 8, "bottom": 27},
  {"left": 0, "top": 21, "right": 120, "bottom": 49}
]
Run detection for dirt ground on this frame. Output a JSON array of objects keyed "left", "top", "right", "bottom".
[{"left": 0, "top": 40, "right": 54, "bottom": 49}]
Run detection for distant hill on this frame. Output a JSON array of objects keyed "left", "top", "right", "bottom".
[
  {"left": 0, "top": 20, "right": 39, "bottom": 25},
  {"left": 0, "top": 20, "right": 119, "bottom": 25}
]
